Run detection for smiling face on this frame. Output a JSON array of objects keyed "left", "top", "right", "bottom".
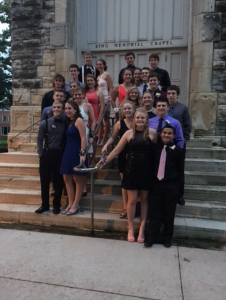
[
  {"left": 86, "top": 76, "right": 96, "bottom": 89},
  {"left": 128, "top": 88, "right": 139, "bottom": 102},
  {"left": 161, "top": 127, "right": 175, "bottom": 144},
  {"left": 142, "top": 92, "right": 153, "bottom": 107},
  {"left": 123, "top": 70, "right": 133, "bottom": 83},
  {"left": 84, "top": 55, "right": 93, "bottom": 66},
  {"left": 134, "top": 111, "right": 147, "bottom": 128},
  {"left": 54, "top": 79, "right": 64, "bottom": 89},
  {"left": 65, "top": 103, "right": 77, "bottom": 119},
  {"left": 52, "top": 102, "right": 64, "bottom": 119},
  {"left": 69, "top": 82, "right": 78, "bottom": 95},
  {"left": 53, "top": 91, "right": 65, "bottom": 103},
  {"left": 125, "top": 55, "right": 135, "bottom": 66},
  {"left": 167, "top": 90, "right": 178, "bottom": 105},
  {"left": 149, "top": 76, "right": 160, "bottom": 91},
  {"left": 70, "top": 68, "right": 79, "bottom": 80},
  {"left": 73, "top": 90, "right": 84, "bottom": 106},
  {"left": 134, "top": 69, "right": 141, "bottom": 82},
  {"left": 141, "top": 69, "right": 150, "bottom": 83},
  {"left": 123, "top": 103, "right": 134, "bottom": 118},
  {"left": 149, "top": 57, "right": 159, "bottom": 70},
  {"left": 156, "top": 101, "right": 169, "bottom": 117},
  {"left": 96, "top": 60, "right": 104, "bottom": 72}
]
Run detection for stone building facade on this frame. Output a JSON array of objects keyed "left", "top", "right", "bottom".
[{"left": 8, "top": 0, "right": 226, "bottom": 150}]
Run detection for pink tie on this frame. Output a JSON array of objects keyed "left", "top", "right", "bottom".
[{"left": 157, "top": 145, "right": 167, "bottom": 180}]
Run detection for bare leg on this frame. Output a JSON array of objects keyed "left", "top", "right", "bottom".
[
  {"left": 90, "top": 140, "right": 97, "bottom": 167},
  {"left": 127, "top": 190, "right": 139, "bottom": 242},
  {"left": 102, "top": 114, "right": 110, "bottom": 143},
  {"left": 119, "top": 173, "right": 128, "bottom": 218},
  {"left": 62, "top": 175, "right": 74, "bottom": 213},
  {"left": 67, "top": 175, "right": 84, "bottom": 213},
  {"left": 137, "top": 190, "right": 149, "bottom": 243},
  {"left": 82, "top": 176, "right": 87, "bottom": 193}
]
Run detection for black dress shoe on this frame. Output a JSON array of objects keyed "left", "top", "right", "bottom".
[
  {"left": 53, "top": 207, "right": 60, "bottom": 214},
  {"left": 177, "top": 197, "right": 185, "bottom": 206},
  {"left": 35, "top": 206, "right": 49, "bottom": 214},
  {"left": 163, "top": 239, "right": 171, "bottom": 248},
  {"left": 144, "top": 237, "right": 157, "bottom": 248}
]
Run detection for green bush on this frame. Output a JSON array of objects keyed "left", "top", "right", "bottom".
[{"left": 0, "top": 140, "right": 8, "bottom": 153}]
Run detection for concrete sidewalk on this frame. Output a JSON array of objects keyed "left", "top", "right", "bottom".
[{"left": 0, "top": 229, "right": 225, "bottom": 300}]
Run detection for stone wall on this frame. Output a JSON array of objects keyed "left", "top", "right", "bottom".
[{"left": 8, "top": 0, "right": 76, "bottom": 151}]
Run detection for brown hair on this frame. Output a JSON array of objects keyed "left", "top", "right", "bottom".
[
  {"left": 149, "top": 53, "right": 160, "bottom": 61},
  {"left": 69, "top": 64, "right": 80, "bottom": 71},
  {"left": 132, "top": 108, "right": 150, "bottom": 140},
  {"left": 122, "top": 68, "right": 134, "bottom": 84},
  {"left": 53, "top": 89, "right": 65, "bottom": 96},
  {"left": 124, "top": 87, "right": 142, "bottom": 108},
  {"left": 52, "top": 100, "right": 65, "bottom": 109},
  {"left": 148, "top": 72, "right": 160, "bottom": 81},
  {"left": 65, "top": 99, "right": 83, "bottom": 125},
  {"left": 83, "top": 51, "right": 93, "bottom": 57},
  {"left": 53, "top": 74, "right": 65, "bottom": 88},
  {"left": 84, "top": 74, "right": 98, "bottom": 91}
]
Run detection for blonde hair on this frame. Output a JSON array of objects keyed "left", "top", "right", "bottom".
[
  {"left": 124, "top": 87, "right": 142, "bottom": 108},
  {"left": 132, "top": 108, "right": 149, "bottom": 140},
  {"left": 118, "top": 100, "right": 136, "bottom": 119}
]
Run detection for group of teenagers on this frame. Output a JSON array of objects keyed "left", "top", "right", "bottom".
[{"left": 36, "top": 51, "right": 192, "bottom": 248}]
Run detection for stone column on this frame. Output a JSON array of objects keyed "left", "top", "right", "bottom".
[
  {"left": 190, "top": 0, "right": 226, "bottom": 145},
  {"left": 8, "top": 0, "right": 76, "bottom": 151}
]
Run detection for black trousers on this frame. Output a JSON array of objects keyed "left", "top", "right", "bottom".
[
  {"left": 148, "top": 179, "right": 179, "bottom": 240},
  {"left": 179, "top": 143, "right": 186, "bottom": 197},
  {"left": 39, "top": 150, "right": 64, "bottom": 209}
]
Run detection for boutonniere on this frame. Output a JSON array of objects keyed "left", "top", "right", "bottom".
[
  {"left": 156, "top": 93, "right": 161, "bottom": 98},
  {"left": 165, "top": 120, "right": 170, "bottom": 124},
  {"left": 51, "top": 124, "right": 56, "bottom": 129},
  {"left": 114, "top": 108, "right": 119, "bottom": 113},
  {"left": 169, "top": 145, "right": 176, "bottom": 150}
]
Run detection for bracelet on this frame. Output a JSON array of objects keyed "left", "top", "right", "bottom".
[
  {"left": 89, "top": 129, "right": 94, "bottom": 138},
  {"left": 79, "top": 147, "right": 86, "bottom": 156},
  {"left": 98, "top": 156, "right": 107, "bottom": 165}
]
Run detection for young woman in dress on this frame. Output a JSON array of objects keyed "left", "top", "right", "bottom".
[
  {"left": 85, "top": 74, "right": 105, "bottom": 166},
  {"left": 97, "top": 108, "right": 157, "bottom": 243},
  {"left": 134, "top": 68, "right": 143, "bottom": 87},
  {"left": 111, "top": 68, "right": 135, "bottom": 108},
  {"left": 119, "top": 87, "right": 141, "bottom": 119},
  {"left": 142, "top": 91, "right": 157, "bottom": 119},
  {"left": 73, "top": 87, "right": 96, "bottom": 196},
  {"left": 96, "top": 59, "right": 113, "bottom": 146},
  {"left": 102, "top": 101, "right": 135, "bottom": 219},
  {"left": 60, "top": 100, "right": 87, "bottom": 216}
]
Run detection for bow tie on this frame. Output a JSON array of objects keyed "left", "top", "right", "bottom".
[
  {"left": 54, "top": 118, "right": 63, "bottom": 123},
  {"left": 86, "top": 66, "right": 93, "bottom": 70}
]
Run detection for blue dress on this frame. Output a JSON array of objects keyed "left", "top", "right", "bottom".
[{"left": 60, "top": 123, "right": 86, "bottom": 176}]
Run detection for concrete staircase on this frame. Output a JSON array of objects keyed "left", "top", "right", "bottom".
[{"left": 0, "top": 138, "right": 226, "bottom": 242}]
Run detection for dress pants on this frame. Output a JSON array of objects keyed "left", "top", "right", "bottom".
[
  {"left": 179, "top": 143, "right": 186, "bottom": 198},
  {"left": 148, "top": 179, "right": 179, "bottom": 240},
  {"left": 39, "top": 149, "right": 64, "bottom": 209}
]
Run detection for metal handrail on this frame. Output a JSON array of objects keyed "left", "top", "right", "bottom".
[{"left": 9, "top": 119, "right": 41, "bottom": 143}]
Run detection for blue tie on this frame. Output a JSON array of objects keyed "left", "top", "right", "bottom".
[{"left": 168, "top": 106, "right": 173, "bottom": 117}]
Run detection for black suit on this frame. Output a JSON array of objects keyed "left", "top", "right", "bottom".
[{"left": 148, "top": 141, "right": 183, "bottom": 241}]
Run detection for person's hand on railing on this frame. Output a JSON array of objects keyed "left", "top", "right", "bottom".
[
  {"left": 96, "top": 152, "right": 107, "bottom": 169},
  {"left": 107, "top": 95, "right": 112, "bottom": 102},
  {"left": 102, "top": 144, "right": 108, "bottom": 154}
]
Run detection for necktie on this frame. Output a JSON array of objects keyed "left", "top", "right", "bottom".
[
  {"left": 168, "top": 106, "right": 173, "bottom": 117},
  {"left": 157, "top": 117, "right": 163, "bottom": 133},
  {"left": 143, "top": 84, "right": 148, "bottom": 93},
  {"left": 157, "top": 145, "right": 167, "bottom": 180}
]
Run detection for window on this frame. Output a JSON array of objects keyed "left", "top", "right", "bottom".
[
  {"left": 2, "top": 115, "right": 6, "bottom": 122},
  {"left": 1, "top": 127, "right": 10, "bottom": 136}
]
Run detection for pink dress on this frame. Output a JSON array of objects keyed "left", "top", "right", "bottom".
[{"left": 86, "top": 90, "right": 99, "bottom": 121}]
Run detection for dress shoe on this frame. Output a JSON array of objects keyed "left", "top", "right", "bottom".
[
  {"left": 53, "top": 207, "right": 60, "bottom": 214},
  {"left": 177, "top": 197, "right": 185, "bottom": 205},
  {"left": 163, "top": 239, "right": 171, "bottom": 248},
  {"left": 144, "top": 237, "right": 157, "bottom": 248},
  {"left": 35, "top": 206, "right": 49, "bottom": 214}
]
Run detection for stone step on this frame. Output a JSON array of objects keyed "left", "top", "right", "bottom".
[
  {"left": 0, "top": 188, "right": 68, "bottom": 207},
  {"left": 21, "top": 143, "right": 37, "bottom": 153},
  {"left": 0, "top": 203, "right": 225, "bottom": 241},
  {"left": 0, "top": 152, "right": 39, "bottom": 164},
  {"left": 187, "top": 138, "right": 212, "bottom": 148},
  {"left": 0, "top": 175, "right": 40, "bottom": 190},
  {"left": 186, "top": 147, "right": 226, "bottom": 160},
  {"left": 184, "top": 185, "right": 226, "bottom": 202},
  {"left": 185, "top": 171, "right": 226, "bottom": 186},
  {"left": 185, "top": 158, "right": 226, "bottom": 172},
  {"left": 0, "top": 163, "right": 39, "bottom": 176}
]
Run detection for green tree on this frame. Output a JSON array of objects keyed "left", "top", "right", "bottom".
[{"left": 0, "top": 0, "right": 11, "bottom": 108}]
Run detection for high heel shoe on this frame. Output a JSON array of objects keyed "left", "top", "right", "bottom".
[
  {"left": 66, "top": 206, "right": 80, "bottom": 216},
  {"left": 119, "top": 209, "right": 127, "bottom": 219},
  {"left": 127, "top": 227, "right": 135, "bottom": 242},
  {"left": 61, "top": 206, "right": 71, "bottom": 215}
]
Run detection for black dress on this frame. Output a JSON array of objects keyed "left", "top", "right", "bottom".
[
  {"left": 122, "top": 130, "right": 153, "bottom": 190},
  {"left": 118, "top": 119, "right": 129, "bottom": 173}
]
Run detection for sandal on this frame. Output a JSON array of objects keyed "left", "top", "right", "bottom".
[
  {"left": 119, "top": 209, "right": 127, "bottom": 219},
  {"left": 61, "top": 206, "right": 71, "bottom": 215},
  {"left": 66, "top": 206, "right": 80, "bottom": 216}
]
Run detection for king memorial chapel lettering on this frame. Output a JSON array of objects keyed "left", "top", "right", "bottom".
[{"left": 95, "top": 40, "right": 174, "bottom": 49}]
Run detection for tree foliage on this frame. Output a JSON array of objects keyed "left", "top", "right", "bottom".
[{"left": 0, "top": 0, "right": 12, "bottom": 108}]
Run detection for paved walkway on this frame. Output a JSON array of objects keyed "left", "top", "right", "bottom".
[{"left": 0, "top": 229, "right": 225, "bottom": 300}]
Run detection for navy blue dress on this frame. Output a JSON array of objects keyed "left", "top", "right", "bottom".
[{"left": 60, "top": 123, "right": 86, "bottom": 176}]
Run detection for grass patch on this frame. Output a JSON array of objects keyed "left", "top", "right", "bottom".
[{"left": 0, "top": 140, "right": 8, "bottom": 152}]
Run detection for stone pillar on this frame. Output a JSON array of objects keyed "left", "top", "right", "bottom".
[
  {"left": 190, "top": 0, "right": 226, "bottom": 145},
  {"left": 8, "top": 0, "right": 76, "bottom": 151}
]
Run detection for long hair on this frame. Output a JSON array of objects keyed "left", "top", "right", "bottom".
[
  {"left": 97, "top": 58, "right": 107, "bottom": 71},
  {"left": 65, "top": 99, "right": 83, "bottom": 126},
  {"left": 124, "top": 87, "right": 142, "bottom": 108},
  {"left": 84, "top": 74, "right": 98, "bottom": 92},
  {"left": 132, "top": 108, "right": 150, "bottom": 140},
  {"left": 118, "top": 100, "right": 136, "bottom": 120},
  {"left": 121, "top": 68, "right": 134, "bottom": 84}
]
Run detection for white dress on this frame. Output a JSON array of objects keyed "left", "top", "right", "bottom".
[
  {"left": 79, "top": 104, "right": 93, "bottom": 153},
  {"left": 97, "top": 72, "right": 111, "bottom": 112}
]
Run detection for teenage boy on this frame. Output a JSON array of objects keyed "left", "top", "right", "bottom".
[
  {"left": 144, "top": 125, "right": 183, "bottom": 248},
  {"left": 118, "top": 52, "right": 136, "bottom": 84},
  {"left": 41, "top": 89, "right": 66, "bottom": 121},
  {"left": 149, "top": 98, "right": 184, "bottom": 149},
  {"left": 148, "top": 73, "right": 167, "bottom": 107},
  {"left": 41, "top": 74, "right": 71, "bottom": 112},
  {"left": 65, "top": 64, "right": 85, "bottom": 92},
  {"left": 36, "top": 100, "right": 66, "bottom": 214},
  {"left": 167, "top": 85, "right": 192, "bottom": 205},
  {"left": 78, "top": 51, "right": 100, "bottom": 83},
  {"left": 137, "top": 67, "right": 151, "bottom": 97},
  {"left": 149, "top": 53, "right": 171, "bottom": 91}
]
